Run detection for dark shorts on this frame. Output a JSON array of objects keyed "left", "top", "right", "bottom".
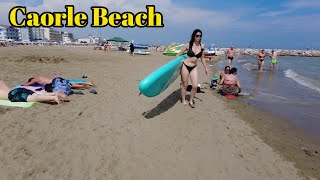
[
  {"left": 227, "top": 56, "right": 234, "bottom": 60},
  {"left": 220, "top": 85, "right": 239, "bottom": 95},
  {"left": 8, "top": 88, "right": 34, "bottom": 102},
  {"left": 52, "top": 77, "right": 71, "bottom": 95}
]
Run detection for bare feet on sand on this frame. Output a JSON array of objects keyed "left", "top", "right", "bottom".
[
  {"left": 189, "top": 100, "right": 195, "bottom": 108},
  {"left": 57, "top": 91, "right": 69, "bottom": 101},
  {"left": 54, "top": 95, "right": 61, "bottom": 104}
]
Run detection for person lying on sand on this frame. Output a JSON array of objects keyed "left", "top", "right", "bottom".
[
  {"left": 24, "top": 75, "right": 94, "bottom": 96},
  {"left": 219, "top": 68, "right": 241, "bottom": 95},
  {"left": 0, "top": 80, "right": 64, "bottom": 104}
]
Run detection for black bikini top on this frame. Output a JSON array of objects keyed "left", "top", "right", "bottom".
[{"left": 187, "top": 44, "right": 204, "bottom": 58}]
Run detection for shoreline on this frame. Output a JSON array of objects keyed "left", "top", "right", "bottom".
[
  {"left": 233, "top": 48, "right": 320, "bottom": 57},
  {"left": 208, "top": 56, "right": 320, "bottom": 178}
]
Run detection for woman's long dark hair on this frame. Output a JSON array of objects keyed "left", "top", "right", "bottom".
[{"left": 189, "top": 29, "right": 202, "bottom": 50}]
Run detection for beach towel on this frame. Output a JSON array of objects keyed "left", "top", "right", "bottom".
[
  {"left": 0, "top": 99, "right": 36, "bottom": 108},
  {"left": 69, "top": 79, "right": 87, "bottom": 83}
]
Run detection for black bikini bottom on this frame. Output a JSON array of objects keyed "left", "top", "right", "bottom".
[{"left": 183, "top": 62, "right": 197, "bottom": 73}]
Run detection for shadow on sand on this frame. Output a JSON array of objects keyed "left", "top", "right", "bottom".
[
  {"left": 142, "top": 89, "right": 204, "bottom": 119},
  {"left": 143, "top": 89, "right": 181, "bottom": 119}
]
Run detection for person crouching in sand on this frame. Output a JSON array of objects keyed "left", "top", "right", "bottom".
[
  {"left": 219, "top": 68, "right": 241, "bottom": 95},
  {"left": 0, "top": 80, "right": 63, "bottom": 104},
  {"left": 176, "top": 29, "right": 208, "bottom": 108}
]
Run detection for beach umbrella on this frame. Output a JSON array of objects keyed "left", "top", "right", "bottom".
[{"left": 106, "top": 37, "right": 129, "bottom": 42}]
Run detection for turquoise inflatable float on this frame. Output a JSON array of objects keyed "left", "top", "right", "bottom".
[{"left": 139, "top": 55, "right": 187, "bottom": 97}]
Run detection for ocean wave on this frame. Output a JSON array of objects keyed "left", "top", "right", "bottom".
[
  {"left": 250, "top": 92, "right": 288, "bottom": 103},
  {"left": 284, "top": 69, "right": 320, "bottom": 93},
  {"left": 238, "top": 59, "right": 249, "bottom": 64},
  {"left": 242, "top": 62, "right": 256, "bottom": 71}
]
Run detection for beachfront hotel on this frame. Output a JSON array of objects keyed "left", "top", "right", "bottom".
[{"left": 0, "top": 25, "right": 74, "bottom": 44}]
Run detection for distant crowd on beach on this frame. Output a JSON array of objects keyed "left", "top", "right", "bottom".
[{"left": 212, "top": 46, "right": 278, "bottom": 97}]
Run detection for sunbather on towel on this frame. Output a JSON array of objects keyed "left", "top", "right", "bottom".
[
  {"left": 24, "top": 75, "right": 94, "bottom": 96},
  {"left": 0, "top": 80, "right": 64, "bottom": 104}
]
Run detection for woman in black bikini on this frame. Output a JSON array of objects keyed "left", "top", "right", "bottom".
[
  {"left": 256, "top": 49, "right": 266, "bottom": 71},
  {"left": 176, "top": 29, "right": 208, "bottom": 108}
]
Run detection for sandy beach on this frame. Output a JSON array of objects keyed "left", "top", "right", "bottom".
[{"left": 0, "top": 46, "right": 319, "bottom": 180}]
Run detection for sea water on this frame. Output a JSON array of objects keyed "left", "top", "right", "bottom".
[{"left": 217, "top": 55, "right": 320, "bottom": 140}]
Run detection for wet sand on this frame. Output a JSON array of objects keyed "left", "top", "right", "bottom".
[{"left": 0, "top": 46, "right": 318, "bottom": 180}]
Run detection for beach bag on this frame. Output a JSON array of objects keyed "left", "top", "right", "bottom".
[{"left": 52, "top": 77, "right": 72, "bottom": 95}]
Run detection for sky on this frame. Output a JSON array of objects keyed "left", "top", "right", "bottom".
[{"left": 0, "top": 0, "right": 319, "bottom": 50}]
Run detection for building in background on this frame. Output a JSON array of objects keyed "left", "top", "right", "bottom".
[
  {"left": 0, "top": 25, "right": 7, "bottom": 39},
  {"left": 29, "top": 27, "right": 46, "bottom": 41},
  {"left": 49, "top": 28, "right": 62, "bottom": 42},
  {"left": 62, "top": 32, "right": 74, "bottom": 43},
  {"left": 6, "top": 26, "right": 20, "bottom": 41},
  {"left": 0, "top": 24, "right": 20, "bottom": 41},
  {"left": 0, "top": 25, "right": 74, "bottom": 44},
  {"left": 43, "top": 28, "right": 50, "bottom": 41},
  {"left": 19, "top": 28, "right": 30, "bottom": 42},
  {"left": 77, "top": 34, "right": 100, "bottom": 44}
]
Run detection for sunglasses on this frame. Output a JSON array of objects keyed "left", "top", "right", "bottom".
[{"left": 195, "top": 34, "right": 202, "bottom": 37}]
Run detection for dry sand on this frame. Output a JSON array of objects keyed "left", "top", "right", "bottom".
[{"left": 0, "top": 46, "right": 316, "bottom": 180}]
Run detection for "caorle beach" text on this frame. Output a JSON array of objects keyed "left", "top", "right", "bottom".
[{"left": 9, "top": 5, "right": 164, "bottom": 28}]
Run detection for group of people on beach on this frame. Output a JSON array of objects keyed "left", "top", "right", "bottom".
[
  {"left": 175, "top": 29, "right": 243, "bottom": 107},
  {"left": 226, "top": 46, "right": 278, "bottom": 71},
  {"left": 256, "top": 49, "right": 278, "bottom": 71},
  {"left": 0, "top": 75, "right": 94, "bottom": 105}
]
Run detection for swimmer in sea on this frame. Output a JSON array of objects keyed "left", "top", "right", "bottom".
[
  {"left": 269, "top": 49, "right": 278, "bottom": 71},
  {"left": 256, "top": 49, "right": 266, "bottom": 71},
  {"left": 226, "top": 45, "right": 235, "bottom": 67}
]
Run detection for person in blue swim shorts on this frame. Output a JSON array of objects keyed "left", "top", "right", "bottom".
[{"left": 0, "top": 80, "right": 63, "bottom": 104}]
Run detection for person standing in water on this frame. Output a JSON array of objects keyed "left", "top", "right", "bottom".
[
  {"left": 176, "top": 29, "right": 208, "bottom": 108},
  {"left": 256, "top": 49, "right": 266, "bottom": 71},
  {"left": 226, "top": 45, "right": 235, "bottom": 67},
  {"left": 269, "top": 49, "right": 278, "bottom": 71}
]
